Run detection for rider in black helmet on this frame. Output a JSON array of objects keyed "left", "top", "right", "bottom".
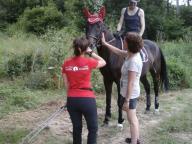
[{"left": 116, "top": 0, "right": 145, "bottom": 38}]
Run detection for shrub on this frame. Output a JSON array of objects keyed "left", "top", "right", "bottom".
[
  {"left": 91, "top": 70, "right": 105, "bottom": 93},
  {"left": 25, "top": 71, "right": 55, "bottom": 89},
  {"left": 180, "top": 6, "right": 192, "bottom": 27},
  {"left": 10, "top": 95, "right": 36, "bottom": 109},
  {"left": 7, "top": 56, "right": 23, "bottom": 78},
  {"left": 6, "top": 53, "right": 46, "bottom": 78},
  {"left": 19, "top": 4, "right": 65, "bottom": 34},
  {"left": 167, "top": 59, "right": 190, "bottom": 90},
  {"left": 22, "top": 54, "right": 33, "bottom": 72},
  {"left": 0, "top": 0, "right": 27, "bottom": 24},
  {"left": 163, "top": 17, "right": 185, "bottom": 40}
]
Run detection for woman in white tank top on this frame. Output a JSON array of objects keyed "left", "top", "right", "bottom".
[{"left": 102, "top": 32, "right": 143, "bottom": 144}]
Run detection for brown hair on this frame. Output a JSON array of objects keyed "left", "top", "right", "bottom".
[
  {"left": 124, "top": 32, "right": 143, "bottom": 53},
  {"left": 73, "top": 36, "right": 90, "bottom": 56}
]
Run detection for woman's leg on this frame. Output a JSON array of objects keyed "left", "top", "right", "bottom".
[
  {"left": 67, "top": 98, "right": 83, "bottom": 144},
  {"left": 127, "top": 109, "right": 139, "bottom": 144},
  {"left": 127, "top": 98, "right": 139, "bottom": 144},
  {"left": 82, "top": 98, "right": 98, "bottom": 144}
]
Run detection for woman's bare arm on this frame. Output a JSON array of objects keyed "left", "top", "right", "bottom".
[
  {"left": 117, "top": 8, "right": 126, "bottom": 32},
  {"left": 86, "top": 47, "right": 106, "bottom": 68},
  {"left": 101, "top": 33, "right": 127, "bottom": 57},
  {"left": 138, "top": 9, "right": 145, "bottom": 36},
  {"left": 62, "top": 73, "right": 68, "bottom": 91}
]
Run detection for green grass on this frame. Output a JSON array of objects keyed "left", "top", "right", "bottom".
[
  {"left": 149, "top": 90, "right": 192, "bottom": 144},
  {"left": 0, "top": 79, "right": 65, "bottom": 118},
  {"left": 0, "top": 129, "right": 27, "bottom": 144}
]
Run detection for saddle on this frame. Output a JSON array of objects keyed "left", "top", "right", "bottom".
[
  {"left": 140, "top": 48, "right": 148, "bottom": 62},
  {"left": 115, "top": 34, "right": 148, "bottom": 62}
]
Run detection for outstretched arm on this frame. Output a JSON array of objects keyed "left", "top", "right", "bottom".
[
  {"left": 139, "top": 9, "right": 145, "bottom": 36},
  {"left": 101, "top": 33, "right": 127, "bottom": 57}
]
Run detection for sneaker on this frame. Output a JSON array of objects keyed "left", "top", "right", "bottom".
[{"left": 125, "top": 138, "right": 140, "bottom": 144}]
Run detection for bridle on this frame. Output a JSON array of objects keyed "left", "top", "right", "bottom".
[{"left": 87, "top": 22, "right": 115, "bottom": 49}]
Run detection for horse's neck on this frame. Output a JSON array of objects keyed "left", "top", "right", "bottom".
[
  {"left": 105, "top": 30, "right": 114, "bottom": 42},
  {"left": 97, "top": 30, "right": 124, "bottom": 63}
]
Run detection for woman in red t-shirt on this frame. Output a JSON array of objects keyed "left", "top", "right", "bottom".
[{"left": 62, "top": 36, "right": 106, "bottom": 144}]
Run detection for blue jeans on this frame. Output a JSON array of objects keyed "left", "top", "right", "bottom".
[{"left": 67, "top": 97, "right": 98, "bottom": 144}]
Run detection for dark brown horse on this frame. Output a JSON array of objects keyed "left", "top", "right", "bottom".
[{"left": 85, "top": 20, "right": 169, "bottom": 126}]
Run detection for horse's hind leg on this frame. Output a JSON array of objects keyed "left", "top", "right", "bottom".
[
  {"left": 140, "top": 75, "right": 151, "bottom": 112},
  {"left": 151, "top": 72, "right": 160, "bottom": 112},
  {"left": 103, "top": 78, "right": 113, "bottom": 125}
]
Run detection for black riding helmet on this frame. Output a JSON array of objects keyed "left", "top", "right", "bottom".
[
  {"left": 128, "top": 0, "right": 140, "bottom": 6},
  {"left": 129, "top": 0, "right": 140, "bottom": 2}
]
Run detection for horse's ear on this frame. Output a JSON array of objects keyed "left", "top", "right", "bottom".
[
  {"left": 82, "top": 7, "right": 91, "bottom": 19},
  {"left": 98, "top": 6, "right": 106, "bottom": 20}
]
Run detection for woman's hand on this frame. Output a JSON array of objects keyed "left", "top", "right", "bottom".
[
  {"left": 122, "top": 100, "right": 129, "bottom": 112},
  {"left": 86, "top": 47, "right": 92, "bottom": 53},
  {"left": 101, "top": 33, "right": 107, "bottom": 46},
  {"left": 86, "top": 47, "right": 93, "bottom": 56}
]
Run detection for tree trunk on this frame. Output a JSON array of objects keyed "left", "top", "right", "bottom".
[
  {"left": 176, "top": 0, "right": 179, "bottom": 15},
  {"left": 167, "top": 0, "right": 169, "bottom": 15}
]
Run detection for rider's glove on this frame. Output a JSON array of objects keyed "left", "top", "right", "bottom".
[{"left": 113, "top": 31, "right": 121, "bottom": 38}]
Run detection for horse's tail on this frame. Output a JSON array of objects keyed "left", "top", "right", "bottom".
[{"left": 160, "top": 49, "right": 169, "bottom": 91}]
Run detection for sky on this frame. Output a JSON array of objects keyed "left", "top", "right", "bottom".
[{"left": 170, "top": 0, "right": 192, "bottom": 5}]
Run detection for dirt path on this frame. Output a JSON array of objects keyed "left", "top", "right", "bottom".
[{"left": 0, "top": 90, "right": 191, "bottom": 144}]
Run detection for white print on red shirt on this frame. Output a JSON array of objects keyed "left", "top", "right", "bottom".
[{"left": 65, "top": 66, "right": 89, "bottom": 71}]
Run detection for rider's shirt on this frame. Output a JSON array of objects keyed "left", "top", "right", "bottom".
[
  {"left": 120, "top": 53, "right": 143, "bottom": 99},
  {"left": 62, "top": 56, "right": 98, "bottom": 98},
  {"left": 124, "top": 8, "right": 141, "bottom": 33}
]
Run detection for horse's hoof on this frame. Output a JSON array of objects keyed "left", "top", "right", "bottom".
[
  {"left": 117, "top": 123, "right": 123, "bottom": 130},
  {"left": 144, "top": 110, "right": 150, "bottom": 114},
  {"left": 101, "top": 121, "right": 109, "bottom": 127},
  {"left": 154, "top": 109, "right": 160, "bottom": 115},
  {"left": 119, "top": 118, "right": 125, "bottom": 124}
]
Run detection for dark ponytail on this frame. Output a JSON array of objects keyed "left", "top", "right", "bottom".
[{"left": 73, "top": 36, "right": 90, "bottom": 56}]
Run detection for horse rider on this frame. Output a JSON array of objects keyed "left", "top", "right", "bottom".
[{"left": 116, "top": 0, "right": 145, "bottom": 37}]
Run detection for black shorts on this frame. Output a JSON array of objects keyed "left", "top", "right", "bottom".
[{"left": 129, "top": 98, "right": 138, "bottom": 109}]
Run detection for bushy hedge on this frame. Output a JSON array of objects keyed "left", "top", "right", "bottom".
[
  {"left": 18, "top": 4, "right": 65, "bottom": 34},
  {"left": 161, "top": 41, "right": 192, "bottom": 90},
  {"left": 167, "top": 59, "right": 190, "bottom": 89},
  {"left": 25, "top": 71, "right": 55, "bottom": 89},
  {"left": 6, "top": 52, "right": 46, "bottom": 79}
]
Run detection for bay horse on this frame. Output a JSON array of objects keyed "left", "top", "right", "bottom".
[{"left": 84, "top": 16, "right": 168, "bottom": 126}]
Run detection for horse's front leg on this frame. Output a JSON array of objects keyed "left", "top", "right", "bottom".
[
  {"left": 116, "top": 81, "right": 124, "bottom": 125},
  {"left": 103, "top": 78, "right": 113, "bottom": 125}
]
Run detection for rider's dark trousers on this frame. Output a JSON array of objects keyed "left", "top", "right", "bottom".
[{"left": 67, "top": 97, "right": 98, "bottom": 144}]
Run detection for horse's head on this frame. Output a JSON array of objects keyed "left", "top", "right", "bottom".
[
  {"left": 86, "top": 21, "right": 106, "bottom": 49},
  {"left": 83, "top": 6, "right": 106, "bottom": 49}
]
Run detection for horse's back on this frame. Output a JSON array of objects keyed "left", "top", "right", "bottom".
[
  {"left": 143, "top": 39, "right": 159, "bottom": 50},
  {"left": 143, "top": 39, "right": 161, "bottom": 59}
]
